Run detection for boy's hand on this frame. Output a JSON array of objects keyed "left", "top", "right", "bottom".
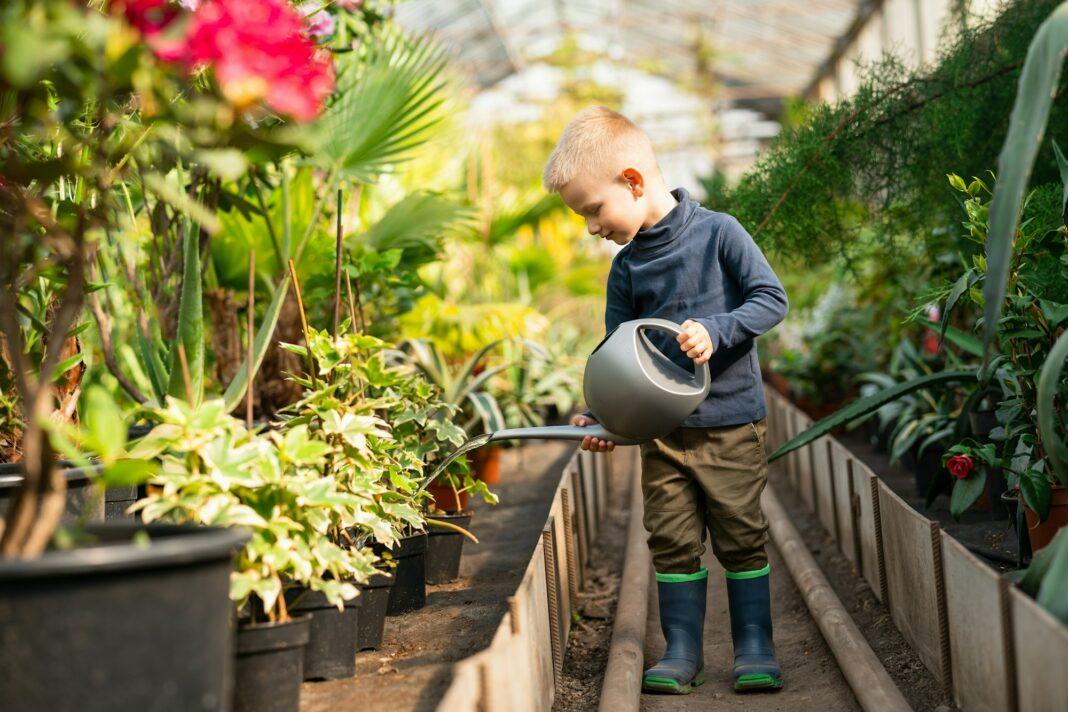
[
  {"left": 570, "top": 414, "right": 615, "bottom": 453},
  {"left": 677, "top": 320, "right": 714, "bottom": 365}
]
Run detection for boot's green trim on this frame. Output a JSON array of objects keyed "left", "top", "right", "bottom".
[
  {"left": 735, "top": 673, "right": 783, "bottom": 691},
  {"left": 655, "top": 567, "right": 709, "bottom": 583},
  {"left": 642, "top": 669, "right": 706, "bottom": 694},
  {"left": 724, "top": 564, "right": 771, "bottom": 581}
]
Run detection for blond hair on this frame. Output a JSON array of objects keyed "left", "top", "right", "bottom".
[{"left": 542, "top": 107, "right": 660, "bottom": 192}]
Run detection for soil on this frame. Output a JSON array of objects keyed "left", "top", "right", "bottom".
[
  {"left": 552, "top": 458, "right": 632, "bottom": 712},
  {"left": 770, "top": 461, "right": 950, "bottom": 711},
  {"left": 299, "top": 440, "right": 574, "bottom": 712}
]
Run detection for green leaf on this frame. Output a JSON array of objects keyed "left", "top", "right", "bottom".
[
  {"left": 1020, "top": 465, "right": 1052, "bottom": 522},
  {"left": 1035, "top": 528, "right": 1068, "bottom": 624},
  {"left": 1052, "top": 139, "right": 1068, "bottom": 224},
  {"left": 143, "top": 173, "right": 221, "bottom": 235},
  {"left": 1037, "top": 330, "right": 1068, "bottom": 486},
  {"left": 167, "top": 227, "right": 205, "bottom": 403},
  {"left": 136, "top": 320, "right": 169, "bottom": 403},
  {"left": 84, "top": 386, "right": 126, "bottom": 462},
  {"left": 940, "top": 271, "right": 975, "bottom": 344},
  {"left": 1015, "top": 526, "right": 1066, "bottom": 596},
  {"left": 949, "top": 466, "right": 987, "bottom": 519},
  {"left": 315, "top": 31, "right": 449, "bottom": 180},
  {"left": 768, "top": 370, "right": 975, "bottom": 462},
  {"left": 983, "top": 2, "right": 1068, "bottom": 360},
  {"left": 101, "top": 459, "right": 158, "bottom": 489},
  {"left": 194, "top": 149, "right": 249, "bottom": 182}
]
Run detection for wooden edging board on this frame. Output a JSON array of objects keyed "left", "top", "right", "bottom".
[{"left": 435, "top": 444, "right": 631, "bottom": 711}]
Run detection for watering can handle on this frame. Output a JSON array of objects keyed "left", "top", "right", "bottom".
[{"left": 631, "top": 318, "right": 711, "bottom": 391}]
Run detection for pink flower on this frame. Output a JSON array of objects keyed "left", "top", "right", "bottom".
[
  {"left": 168, "top": 0, "right": 335, "bottom": 122},
  {"left": 299, "top": 2, "right": 336, "bottom": 39},
  {"left": 178, "top": 0, "right": 202, "bottom": 10},
  {"left": 946, "top": 455, "right": 974, "bottom": 480}
]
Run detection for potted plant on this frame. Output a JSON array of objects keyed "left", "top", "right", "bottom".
[{"left": 129, "top": 396, "right": 380, "bottom": 702}]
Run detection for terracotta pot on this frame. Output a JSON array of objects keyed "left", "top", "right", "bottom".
[
  {"left": 426, "top": 481, "right": 469, "bottom": 513},
  {"left": 471, "top": 445, "right": 501, "bottom": 486},
  {"left": 1022, "top": 485, "right": 1068, "bottom": 553}
]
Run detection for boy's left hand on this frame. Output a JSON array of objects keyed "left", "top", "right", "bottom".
[{"left": 677, "top": 320, "right": 714, "bottom": 365}]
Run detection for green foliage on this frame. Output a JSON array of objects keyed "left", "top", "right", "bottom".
[
  {"left": 726, "top": 0, "right": 1068, "bottom": 271},
  {"left": 984, "top": 2, "right": 1068, "bottom": 357},
  {"left": 128, "top": 397, "right": 380, "bottom": 620},
  {"left": 314, "top": 29, "right": 449, "bottom": 180},
  {"left": 167, "top": 228, "right": 204, "bottom": 403}
]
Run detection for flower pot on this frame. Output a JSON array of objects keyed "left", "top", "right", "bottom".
[
  {"left": 356, "top": 571, "right": 395, "bottom": 650},
  {"left": 377, "top": 533, "right": 428, "bottom": 615},
  {"left": 0, "top": 522, "right": 247, "bottom": 711},
  {"left": 425, "top": 512, "right": 473, "bottom": 585},
  {"left": 285, "top": 585, "right": 361, "bottom": 681},
  {"left": 105, "top": 483, "right": 142, "bottom": 521},
  {"left": 1022, "top": 485, "right": 1068, "bottom": 553},
  {"left": 471, "top": 445, "right": 501, "bottom": 486},
  {"left": 426, "top": 480, "right": 469, "bottom": 513},
  {"left": 234, "top": 614, "right": 312, "bottom": 712},
  {"left": 0, "top": 462, "right": 103, "bottom": 522}
]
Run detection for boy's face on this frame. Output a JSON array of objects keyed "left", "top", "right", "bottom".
[{"left": 559, "top": 168, "right": 647, "bottom": 247}]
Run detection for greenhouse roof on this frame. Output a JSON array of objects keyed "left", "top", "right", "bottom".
[{"left": 394, "top": 0, "right": 862, "bottom": 100}]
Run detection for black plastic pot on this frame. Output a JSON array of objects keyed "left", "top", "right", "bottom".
[
  {"left": 105, "top": 483, "right": 142, "bottom": 520},
  {"left": 357, "top": 570, "right": 395, "bottom": 650},
  {"left": 0, "top": 522, "right": 247, "bottom": 711},
  {"left": 0, "top": 462, "right": 103, "bottom": 522},
  {"left": 377, "top": 533, "right": 428, "bottom": 615},
  {"left": 425, "top": 512, "right": 473, "bottom": 585},
  {"left": 285, "top": 585, "right": 361, "bottom": 681},
  {"left": 234, "top": 614, "right": 311, "bottom": 712}
]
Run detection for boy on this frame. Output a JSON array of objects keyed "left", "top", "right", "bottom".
[{"left": 542, "top": 107, "right": 789, "bottom": 695}]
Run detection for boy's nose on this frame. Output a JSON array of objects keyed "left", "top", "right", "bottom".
[{"left": 587, "top": 220, "right": 601, "bottom": 236}]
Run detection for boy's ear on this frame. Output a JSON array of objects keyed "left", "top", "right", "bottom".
[{"left": 622, "top": 168, "right": 644, "bottom": 197}]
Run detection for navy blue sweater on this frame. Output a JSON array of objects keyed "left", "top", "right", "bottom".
[{"left": 595, "top": 187, "right": 788, "bottom": 428}]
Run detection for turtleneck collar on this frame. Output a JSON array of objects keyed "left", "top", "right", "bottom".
[{"left": 631, "top": 187, "right": 695, "bottom": 251}]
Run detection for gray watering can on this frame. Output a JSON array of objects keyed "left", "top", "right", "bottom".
[{"left": 489, "top": 318, "right": 711, "bottom": 446}]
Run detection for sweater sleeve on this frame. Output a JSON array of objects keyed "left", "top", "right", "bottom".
[
  {"left": 696, "top": 216, "right": 788, "bottom": 352},
  {"left": 582, "top": 254, "right": 633, "bottom": 420}
]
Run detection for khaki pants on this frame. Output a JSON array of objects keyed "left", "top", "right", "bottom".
[{"left": 639, "top": 419, "right": 769, "bottom": 575}]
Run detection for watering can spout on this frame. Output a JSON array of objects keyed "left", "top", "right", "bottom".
[{"left": 487, "top": 425, "right": 643, "bottom": 446}]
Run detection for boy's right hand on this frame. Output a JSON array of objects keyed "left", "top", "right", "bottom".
[{"left": 571, "top": 414, "right": 616, "bottom": 453}]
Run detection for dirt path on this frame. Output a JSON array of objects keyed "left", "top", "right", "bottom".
[
  {"left": 640, "top": 543, "right": 860, "bottom": 711},
  {"left": 300, "top": 440, "right": 574, "bottom": 712}
]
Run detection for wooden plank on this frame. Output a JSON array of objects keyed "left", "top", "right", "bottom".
[
  {"left": 594, "top": 452, "right": 608, "bottom": 527},
  {"left": 941, "top": 533, "right": 1015, "bottom": 712},
  {"left": 854, "top": 459, "right": 884, "bottom": 602},
  {"left": 579, "top": 451, "right": 598, "bottom": 543},
  {"left": 1011, "top": 586, "right": 1068, "bottom": 712},
  {"left": 548, "top": 497, "right": 572, "bottom": 640},
  {"left": 878, "top": 482, "right": 951, "bottom": 693},
  {"left": 543, "top": 519, "right": 565, "bottom": 684},
  {"left": 570, "top": 464, "right": 590, "bottom": 573},
  {"left": 830, "top": 440, "right": 857, "bottom": 565},
  {"left": 812, "top": 436, "right": 837, "bottom": 537},
  {"left": 435, "top": 655, "right": 482, "bottom": 711}
]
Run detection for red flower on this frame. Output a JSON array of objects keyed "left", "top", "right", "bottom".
[
  {"left": 946, "top": 455, "right": 974, "bottom": 480},
  {"left": 113, "top": 0, "right": 180, "bottom": 36}
]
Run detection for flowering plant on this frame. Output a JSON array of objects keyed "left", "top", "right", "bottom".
[{"left": 942, "top": 440, "right": 999, "bottom": 519}]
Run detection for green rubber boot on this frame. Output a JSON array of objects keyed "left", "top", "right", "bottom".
[
  {"left": 642, "top": 568, "right": 707, "bottom": 694},
  {"left": 726, "top": 566, "right": 783, "bottom": 692}
]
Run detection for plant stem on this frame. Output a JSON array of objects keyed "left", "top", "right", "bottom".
[
  {"left": 246, "top": 252, "right": 255, "bottom": 429},
  {"left": 287, "top": 258, "right": 317, "bottom": 387}
]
